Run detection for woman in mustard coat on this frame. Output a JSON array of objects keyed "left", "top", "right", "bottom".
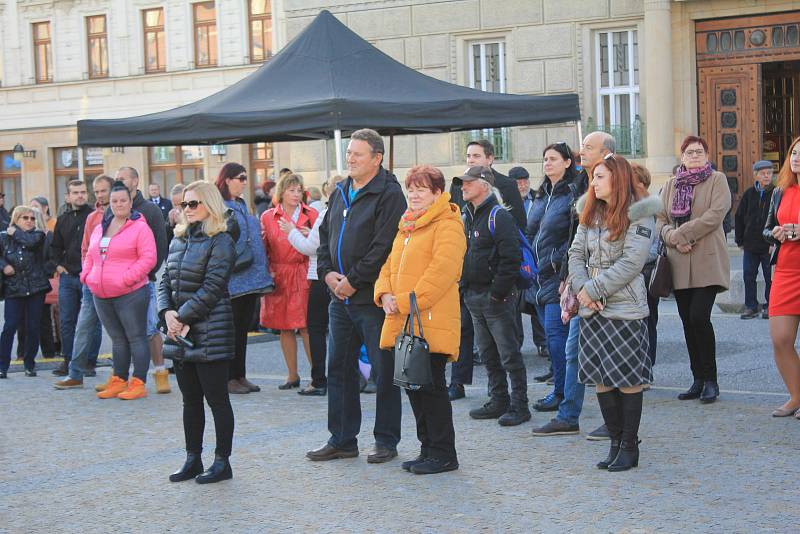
[{"left": 375, "top": 165, "right": 466, "bottom": 475}]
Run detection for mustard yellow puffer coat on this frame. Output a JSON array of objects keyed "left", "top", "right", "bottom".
[{"left": 374, "top": 192, "right": 466, "bottom": 361}]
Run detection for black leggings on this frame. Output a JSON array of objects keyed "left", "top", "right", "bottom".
[
  {"left": 674, "top": 286, "right": 719, "bottom": 382},
  {"left": 406, "top": 354, "right": 457, "bottom": 462},
  {"left": 174, "top": 359, "right": 234, "bottom": 458},
  {"left": 307, "top": 279, "right": 330, "bottom": 388},
  {"left": 230, "top": 294, "right": 258, "bottom": 380}
]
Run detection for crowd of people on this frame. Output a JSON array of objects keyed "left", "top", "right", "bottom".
[{"left": 1, "top": 127, "right": 799, "bottom": 482}]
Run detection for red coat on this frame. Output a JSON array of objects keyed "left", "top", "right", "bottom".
[{"left": 260, "top": 203, "right": 318, "bottom": 329}]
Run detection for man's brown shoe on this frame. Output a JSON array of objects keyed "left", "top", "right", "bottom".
[
  {"left": 54, "top": 378, "right": 84, "bottom": 389},
  {"left": 367, "top": 446, "right": 398, "bottom": 464},
  {"left": 306, "top": 443, "right": 359, "bottom": 461},
  {"left": 228, "top": 379, "right": 250, "bottom": 394}
]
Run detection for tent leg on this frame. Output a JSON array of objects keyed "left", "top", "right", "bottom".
[
  {"left": 389, "top": 135, "right": 394, "bottom": 174},
  {"left": 78, "top": 147, "right": 85, "bottom": 181},
  {"left": 322, "top": 139, "right": 330, "bottom": 185},
  {"left": 334, "top": 129, "right": 344, "bottom": 176},
  {"left": 577, "top": 120, "right": 583, "bottom": 145}
]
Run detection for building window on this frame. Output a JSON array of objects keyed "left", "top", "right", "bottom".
[
  {"left": 462, "top": 40, "right": 510, "bottom": 161},
  {"left": 248, "top": 0, "right": 272, "bottom": 63},
  {"left": 593, "top": 29, "right": 643, "bottom": 155},
  {"left": 53, "top": 147, "right": 104, "bottom": 210},
  {"left": 0, "top": 152, "right": 23, "bottom": 209},
  {"left": 193, "top": 2, "right": 217, "bottom": 68},
  {"left": 87, "top": 15, "right": 109, "bottom": 79},
  {"left": 33, "top": 22, "right": 53, "bottom": 84},
  {"left": 148, "top": 146, "right": 205, "bottom": 195},
  {"left": 143, "top": 8, "right": 166, "bottom": 73},
  {"left": 250, "top": 142, "right": 274, "bottom": 184}
]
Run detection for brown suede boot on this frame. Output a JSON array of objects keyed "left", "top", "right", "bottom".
[{"left": 154, "top": 369, "right": 171, "bottom": 394}]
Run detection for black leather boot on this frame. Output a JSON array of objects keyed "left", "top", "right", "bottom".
[
  {"left": 195, "top": 455, "right": 232, "bottom": 484},
  {"left": 608, "top": 391, "right": 643, "bottom": 472},
  {"left": 699, "top": 381, "right": 719, "bottom": 404},
  {"left": 595, "top": 389, "right": 622, "bottom": 469},
  {"left": 169, "top": 453, "right": 204, "bottom": 482},
  {"left": 677, "top": 379, "right": 703, "bottom": 400}
]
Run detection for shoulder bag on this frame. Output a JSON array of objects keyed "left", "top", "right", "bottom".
[
  {"left": 648, "top": 239, "right": 672, "bottom": 298},
  {"left": 393, "top": 292, "right": 433, "bottom": 390}
]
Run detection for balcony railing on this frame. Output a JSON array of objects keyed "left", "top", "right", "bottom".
[
  {"left": 584, "top": 115, "right": 646, "bottom": 157},
  {"left": 457, "top": 128, "right": 512, "bottom": 162}
]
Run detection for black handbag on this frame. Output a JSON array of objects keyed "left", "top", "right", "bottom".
[
  {"left": 648, "top": 240, "right": 672, "bottom": 298},
  {"left": 233, "top": 212, "right": 254, "bottom": 273},
  {"left": 393, "top": 292, "right": 433, "bottom": 390}
]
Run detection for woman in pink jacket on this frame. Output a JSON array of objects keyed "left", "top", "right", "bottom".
[{"left": 82, "top": 181, "right": 157, "bottom": 400}]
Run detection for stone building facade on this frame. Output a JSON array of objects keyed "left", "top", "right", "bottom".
[{"left": 0, "top": 0, "right": 798, "bottom": 211}]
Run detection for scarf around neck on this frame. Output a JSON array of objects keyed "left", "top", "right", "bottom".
[
  {"left": 671, "top": 162, "right": 713, "bottom": 220},
  {"left": 400, "top": 207, "right": 428, "bottom": 234}
]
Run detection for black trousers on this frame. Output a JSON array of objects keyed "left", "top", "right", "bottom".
[
  {"left": 174, "top": 359, "right": 235, "bottom": 458},
  {"left": 230, "top": 294, "right": 258, "bottom": 380},
  {"left": 407, "top": 353, "right": 457, "bottom": 462},
  {"left": 450, "top": 298, "right": 474, "bottom": 385},
  {"left": 646, "top": 292, "right": 659, "bottom": 366},
  {"left": 674, "top": 286, "right": 719, "bottom": 382},
  {"left": 16, "top": 303, "right": 57, "bottom": 358},
  {"left": 307, "top": 279, "right": 330, "bottom": 387}
]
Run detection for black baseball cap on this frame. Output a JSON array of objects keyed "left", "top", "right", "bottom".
[{"left": 460, "top": 166, "right": 495, "bottom": 186}]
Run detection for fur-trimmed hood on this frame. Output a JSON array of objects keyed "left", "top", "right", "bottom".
[{"left": 575, "top": 193, "right": 663, "bottom": 221}]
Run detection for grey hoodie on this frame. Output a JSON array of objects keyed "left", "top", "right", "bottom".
[{"left": 568, "top": 195, "right": 662, "bottom": 321}]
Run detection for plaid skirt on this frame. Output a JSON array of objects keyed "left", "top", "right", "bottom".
[{"left": 578, "top": 314, "right": 652, "bottom": 387}]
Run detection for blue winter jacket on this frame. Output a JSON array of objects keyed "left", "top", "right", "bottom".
[
  {"left": 525, "top": 175, "right": 579, "bottom": 306},
  {"left": 224, "top": 198, "right": 273, "bottom": 298}
]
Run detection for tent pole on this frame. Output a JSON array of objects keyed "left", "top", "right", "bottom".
[
  {"left": 389, "top": 135, "right": 394, "bottom": 174},
  {"left": 334, "top": 129, "right": 344, "bottom": 176},
  {"left": 78, "top": 147, "right": 85, "bottom": 181},
  {"left": 577, "top": 120, "right": 583, "bottom": 145}
]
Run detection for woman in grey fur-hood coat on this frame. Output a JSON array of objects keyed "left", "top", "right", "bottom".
[{"left": 568, "top": 194, "right": 663, "bottom": 321}]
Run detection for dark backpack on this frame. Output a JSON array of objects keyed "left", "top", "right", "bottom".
[{"left": 488, "top": 205, "right": 538, "bottom": 289}]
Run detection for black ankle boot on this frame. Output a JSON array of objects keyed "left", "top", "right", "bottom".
[
  {"left": 595, "top": 390, "right": 622, "bottom": 469},
  {"left": 678, "top": 379, "right": 703, "bottom": 400},
  {"left": 169, "top": 452, "right": 204, "bottom": 482},
  {"left": 608, "top": 391, "right": 643, "bottom": 472},
  {"left": 195, "top": 455, "right": 232, "bottom": 484}
]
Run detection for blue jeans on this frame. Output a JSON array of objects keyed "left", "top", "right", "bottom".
[
  {"left": 0, "top": 293, "right": 46, "bottom": 372},
  {"left": 556, "top": 317, "right": 585, "bottom": 425},
  {"left": 58, "top": 274, "right": 83, "bottom": 363},
  {"left": 326, "top": 299, "right": 401, "bottom": 450},
  {"left": 93, "top": 285, "right": 150, "bottom": 382},
  {"left": 68, "top": 285, "right": 104, "bottom": 380},
  {"left": 742, "top": 251, "right": 771, "bottom": 311},
  {"left": 537, "top": 303, "right": 569, "bottom": 398}
]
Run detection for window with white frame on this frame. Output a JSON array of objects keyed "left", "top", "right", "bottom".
[
  {"left": 594, "top": 29, "right": 643, "bottom": 155},
  {"left": 464, "top": 40, "right": 510, "bottom": 161}
]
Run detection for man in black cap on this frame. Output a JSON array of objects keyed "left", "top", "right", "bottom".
[
  {"left": 460, "top": 166, "right": 530, "bottom": 427},
  {"left": 735, "top": 160, "right": 775, "bottom": 319},
  {"left": 510, "top": 166, "right": 549, "bottom": 358}
]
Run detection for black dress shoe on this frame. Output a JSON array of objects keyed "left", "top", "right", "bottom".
[
  {"left": 402, "top": 454, "right": 427, "bottom": 472},
  {"left": 278, "top": 378, "right": 301, "bottom": 390},
  {"left": 367, "top": 446, "right": 398, "bottom": 464},
  {"left": 306, "top": 443, "right": 359, "bottom": 461},
  {"left": 169, "top": 453, "right": 204, "bottom": 482},
  {"left": 24, "top": 369, "right": 37, "bottom": 377},
  {"left": 699, "top": 381, "right": 719, "bottom": 404},
  {"left": 677, "top": 379, "right": 704, "bottom": 400},
  {"left": 448, "top": 383, "right": 465, "bottom": 401},
  {"left": 51, "top": 361, "right": 68, "bottom": 376},
  {"left": 534, "top": 370, "right": 553, "bottom": 383},
  {"left": 0, "top": 371, "right": 7, "bottom": 379},
  {"left": 410, "top": 457, "right": 459, "bottom": 475},
  {"left": 195, "top": 455, "right": 232, "bottom": 484},
  {"left": 298, "top": 385, "right": 327, "bottom": 396}
]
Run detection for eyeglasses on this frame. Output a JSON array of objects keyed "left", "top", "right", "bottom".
[
  {"left": 180, "top": 200, "right": 203, "bottom": 210},
  {"left": 603, "top": 152, "right": 616, "bottom": 160},
  {"left": 684, "top": 149, "right": 705, "bottom": 157},
  {"left": 20, "top": 216, "right": 35, "bottom": 221},
  {"left": 233, "top": 174, "right": 248, "bottom": 182}
]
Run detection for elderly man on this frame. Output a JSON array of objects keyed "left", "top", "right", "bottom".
[
  {"left": 532, "top": 131, "right": 617, "bottom": 439},
  {"left": 735, "top": 160, "right": 775, "bottom": 320},
  {"left": 307, "top": 128, "right": 406, "bottom": 464}
]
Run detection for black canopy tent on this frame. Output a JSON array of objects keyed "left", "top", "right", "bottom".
[{"left": 77, "top": 10, "right": 580, "bottom": 173}]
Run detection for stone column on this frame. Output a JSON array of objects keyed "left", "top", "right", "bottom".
[{"left": 643, "top": 0, "right": 676, "bottom": 180}]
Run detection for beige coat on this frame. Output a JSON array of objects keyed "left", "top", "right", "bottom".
[{"left": 656, "top": 170, "right": 731, "bottom": 291}]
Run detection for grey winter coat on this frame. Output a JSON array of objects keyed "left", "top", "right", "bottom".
[{"left": 569, "top": 195, "right": 662, "bottom": 321}]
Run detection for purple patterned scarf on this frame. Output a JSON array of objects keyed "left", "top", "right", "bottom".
[{"left": 671, "top": 162, "right": 713, "bottom": 219}]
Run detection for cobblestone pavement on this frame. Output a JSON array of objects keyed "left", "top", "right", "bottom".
[{"left": 2, "top": 304, "right": 799, "bottom": 533}]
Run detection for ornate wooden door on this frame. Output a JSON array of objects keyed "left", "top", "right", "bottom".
[{"left": 697, "top": 64, "right": 760, "bottom": 204}]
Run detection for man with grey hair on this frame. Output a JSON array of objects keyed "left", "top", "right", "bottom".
[
  {"left": 533, "top": 131, "right": 616, "bottom": 438},
  {"left": 460, "top": 166, "right": 530, "bottom": 427},
  {"left": 308, "top": 128, "right": 406, "bottom": 463}
]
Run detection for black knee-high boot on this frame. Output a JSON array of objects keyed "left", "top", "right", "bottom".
[
  {"left": 608, "top": 390, "right": 643, "bottom": 472},
  {"left": 595, "top": 389, "right": 622, "bottom": 469}
]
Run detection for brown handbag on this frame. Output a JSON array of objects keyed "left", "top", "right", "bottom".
[{"left": 648, "top": 240, "right": 672, "bottom": 298}]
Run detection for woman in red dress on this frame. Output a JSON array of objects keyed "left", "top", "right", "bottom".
[
  {"left": 765, "top": 136, "right": 800, "bottom": 418},
  {"left": 260, "top": 174, "right": 318, "bottom": 389}
]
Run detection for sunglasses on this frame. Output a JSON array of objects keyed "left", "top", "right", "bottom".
[
  {"left": 180, "top": 200, "right": 203, "bottom": 210},
  {"left": 232, "top": 174, "right": 248, "bottom": 182},
  {"left": 20, "top": 215, "right": 35, "bottom": 221}
]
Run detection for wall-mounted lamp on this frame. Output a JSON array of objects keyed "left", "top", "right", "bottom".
[
  {"left": 211, "top": 144, "right": 227, "bottom": 163},
  {"left": 13, "top": 143, "right": 36, "bottom": 161}
]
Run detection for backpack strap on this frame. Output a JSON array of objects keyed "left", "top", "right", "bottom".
[{"left": 488, "top": 205, "right": 501, "bottom": 237}]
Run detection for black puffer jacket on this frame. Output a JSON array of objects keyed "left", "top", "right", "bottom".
[
  {"left": 158, "top": 222, "right": 236, "bottom": 362},
  {"left": 0, "top": 227, "right": 52, "bottom": 299}
]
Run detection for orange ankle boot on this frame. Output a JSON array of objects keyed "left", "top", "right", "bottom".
[
  {"left": 118, "top": 377, "right": 148, "bottom": 400},
  {"left": 97, "top": 376, "right": 128, "bottom": 399}
]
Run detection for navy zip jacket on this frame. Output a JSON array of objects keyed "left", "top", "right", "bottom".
[
  {"left": 317, "top": 166, "right": 407, "bottom": 305},
  {"left": 735, "top": 183, "right": 774, "bottom": 255}
]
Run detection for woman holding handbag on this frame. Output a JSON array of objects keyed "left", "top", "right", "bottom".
[
  {"left": 215, "top": 163, "right": 274, "bottom": 395},
  {"left": 375, "top": 165, "right": 466, "bottom": 475},
  {"left": 569, "top": 154, "right": 661, "bottom": 471}
]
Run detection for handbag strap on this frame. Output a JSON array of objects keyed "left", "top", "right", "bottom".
[{"left": 408, "top": 292, "right": 425, "bottom": 338}]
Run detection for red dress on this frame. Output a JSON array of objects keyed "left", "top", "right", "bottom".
[
  {"left": 260, "top": 203, "right": 318, "bottom": 329},
  {"left": 769, "top": 185, "right": 800, "bottom": 317}
]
